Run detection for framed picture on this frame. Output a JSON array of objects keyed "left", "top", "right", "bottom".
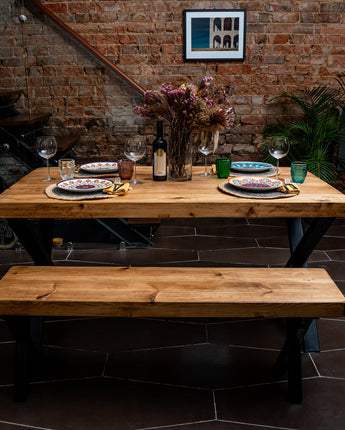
[{"left": 184, "top": 9, "right": 246, "bottom": 61}]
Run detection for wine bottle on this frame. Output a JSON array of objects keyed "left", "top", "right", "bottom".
[{"left": 152, "top": 121, "right": 167, "bottom": 181}]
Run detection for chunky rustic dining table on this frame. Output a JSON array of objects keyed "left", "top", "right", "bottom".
[
  {"left": 1, "top": 166, "right": 345, "bottom": 264},
  {"left": 1, "top": 165, "right": 345, "bottom": 352}
]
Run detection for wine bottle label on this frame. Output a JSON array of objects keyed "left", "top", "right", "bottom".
[{"left": 154, "top": 150, "right": 166, "bottom": 176}]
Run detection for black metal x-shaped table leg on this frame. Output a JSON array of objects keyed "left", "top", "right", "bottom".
[{"left": 280, "top": 217, "right": 336, "bottom": 402}]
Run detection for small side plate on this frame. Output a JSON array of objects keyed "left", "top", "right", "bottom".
[
  {"left": 231, "top": 161, "right": 272, "bottom": 173},
  {"left": 57, "top": 178, "right": 114, "bottom": 193},
  {"left": 80, "top": 162, "right": 118, "bottom": 173},
  {"left": 228, "top": 176, "right": 283, "bottom": 191}
]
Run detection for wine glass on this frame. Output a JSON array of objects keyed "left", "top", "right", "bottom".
[
  {"left": 198, "top": 136, "right": 215, "bottom": 177},
  {"left": 268, "top": 136, "right": 290, "bottom": 178},
  {"left": 124, "top": 138, "right": 146, "bottom": 185},
  {"left": 36, "top": 136, "right": 57, "bottom": 181}
]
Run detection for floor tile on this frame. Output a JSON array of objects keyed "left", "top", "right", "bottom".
[
  {"left": 154, "top": 225, "right": 196, "bottom": 237},
  {"left": 0, "top": 249, "right": 32, "bottom": 265},
  {"left": 161, "top": 218, "right": 247, "bottom": 228},
  {"left": 325, "top": 220, "right": 345, "bottom": 237},
  {"left": 316, "top": 236, "right": 345, "bottom": 250},
  {"left": 326, "top": 249, "right": 345, "bottom": 261},
  {"left": 144, "top": 421, "right": 282, "bottom": 429},
  {"left": 246, "top": 218, "right": 286, "bottom": 226},
  {"left": 199, "top": 248, "right": 327, "bottom": 265},
  {"left": 43, "top": 317, "right": 206, "bottom": 352},
  {"left": 311, "top": 350, "right": 345, "bottom": 378},
  {"left": 0, "top": 342, "right": 105, "bottom": 386},
  {"left": 316, "top": 318, "right": 345, "bottom": 350},
  {"left": 106, "top": 343, "right": 317, "bottom": 389},
  {"left": 31, "top": 346, "right": 106, "bottom": 382},
  {"left": 309, "top": 261, "right": 345, "bottom": 281},
  {"left": 256, "top": 236, "right": 289, "bottom": 248},
  {"left": 153, "top": 261, "right": 263, "bottom": 268},
  {"left": 215, "top": 378, "right": 345, "bottom": 430},
  {"left": 65, "top": 248, "right": 198, "bottom": 265},
  {"left": 198, "top": 224, "right": 287, "bottom": 239},
  {"left": 207, "top": 318, "right": 286, "bottom": 350},
  {"left": 199, "top": 248, "right": 279, "bottom": 265},
  {"left": 0, "top": 378, "right": 214, "bottom": 430},
  {"left": 0, "top": 422, "right": 47, "bottom": 430},
  {"left": 151, "top": 235, "right": 256, "bottom": 251},
  {"left": 334, "top": 280, "right": 345, "bottom": 295}
]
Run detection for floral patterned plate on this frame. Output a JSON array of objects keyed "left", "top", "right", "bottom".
[
  {"left": 228, "top": 176, "right": 283, "bottom": 191},
  {"left": 231, "top": 161, "right": 272, "bottom": 173},
  {"left": 57, "top": 178, "right": 114, "bottom": 193},
  {"left": 80, "top": 162, "right": 118, "bottom": 173}
]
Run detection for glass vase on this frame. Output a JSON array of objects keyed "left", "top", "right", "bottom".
[{"left": 168, "top": 128, "right": 193, "bottom": 181}]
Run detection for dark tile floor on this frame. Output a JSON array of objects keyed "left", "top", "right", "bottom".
[{"left": 0, "top": 217, "right": 345, "bottom": 430}]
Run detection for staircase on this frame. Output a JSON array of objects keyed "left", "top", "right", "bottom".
[{"left": 0, "top": 90, "right": 80, "bottom": 170}]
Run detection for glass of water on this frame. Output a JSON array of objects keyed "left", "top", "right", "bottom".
[{"left": 58, "top": 159, "right": 75, "bottom": 180}]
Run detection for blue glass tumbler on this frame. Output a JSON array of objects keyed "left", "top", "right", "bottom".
[{"left": 291, "top": 161, "right": 308, "bottom": 183}]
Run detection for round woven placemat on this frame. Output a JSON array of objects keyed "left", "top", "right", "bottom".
[
  {"left": 229, "top": 166, "right": 277, "bottom": 177},
  {"left": 218, "top": 181, "right": 296, "bottom": 199},
  {"left": 45, "top": 184, "right": 117, "bottom": 201}
]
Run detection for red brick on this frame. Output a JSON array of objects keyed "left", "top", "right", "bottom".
[
  {"left": 321, "top": 24, "right": 345, "bottom": 35},
  {"left": 295, "top": 3, "right": 320, "bottom": 13},
  {"left": 314, "top": 13, "right": 341, "bottom": 23},
  {"left": 265, "top": 2, "right": 292, "bottom": 12},
  {"left": 321, "top": 4, "right": 345, "bottom": 12},
  {"left": 48, "top": 4, "right": 68, "bottom": 14},
  {"left": 272, "top": 34, "right": 291, "bottom": 44}
]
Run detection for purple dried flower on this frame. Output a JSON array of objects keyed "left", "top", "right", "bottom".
[{"left": 134, "top": 76, "right": 235, "bottom": 135}]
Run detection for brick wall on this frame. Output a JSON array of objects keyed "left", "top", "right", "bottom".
[{"left": 1, "top": 0, "right": 345, "bottom": 167}]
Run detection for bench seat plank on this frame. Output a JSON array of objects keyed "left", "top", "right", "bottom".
[{"left": 0, "top": 266, "right": 344, "bottom": 318}]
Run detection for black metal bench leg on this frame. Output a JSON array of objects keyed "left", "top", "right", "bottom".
[
  {"left": 5, "top": 316, "right": 31, "bottom": 401},
  {"left": 287, "top": 318, "right": 303, "bottom": 403},
  {"left": 285, "top": 217, "right": 335, "bottom": 352}
]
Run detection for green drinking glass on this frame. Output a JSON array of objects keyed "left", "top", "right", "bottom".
[{"left": 216, "top": 158, "right": 231, "bottom": 179}]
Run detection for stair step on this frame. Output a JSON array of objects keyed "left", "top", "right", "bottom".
[
  {"left": 55, "top": 135, "right": 81, "bottom": 152},
  {"left": 0, "top": 112, "right": 51, "bottom": 127},
  {"left": 29, "top": 135, "right": 80, "bottom": 153},
  {"left": 0, "top": 90, "right": 25, "bottom": 99}
]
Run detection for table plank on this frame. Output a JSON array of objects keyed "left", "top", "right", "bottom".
[{"left": 0, "top": 167, "right": 344, "bottom": 219}]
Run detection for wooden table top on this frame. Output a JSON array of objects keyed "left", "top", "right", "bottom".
[{"left": 0, "top": 166, "right": 345, "bottom": 219}]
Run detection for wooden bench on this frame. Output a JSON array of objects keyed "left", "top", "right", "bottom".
[{"left": 1, "top": 265, "right": 344, "bottom": 403}]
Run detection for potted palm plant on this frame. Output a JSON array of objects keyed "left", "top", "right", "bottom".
[{"left": 263, "top": 84, "right": 344, "bottom": 183}]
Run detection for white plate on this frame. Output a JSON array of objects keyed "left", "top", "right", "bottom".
[
  {"left": 228, "top": 176, "right": 283, "bottom": 191},
  {"left": 80, "top": 162, "right": 118, "bottom": 173},
  {"left": 231, "top": 161, "right": 272, "bottom": 173},
  {"left": 57, "top": 178, "right": 113, "bottom": 193}
]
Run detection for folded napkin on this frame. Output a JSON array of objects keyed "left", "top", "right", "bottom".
[
  {"left": 277, "top": 182, "right": 300, "bottom": 194},
  {"left": 102, "top": 182, "right": 130, "bottom": 196}
]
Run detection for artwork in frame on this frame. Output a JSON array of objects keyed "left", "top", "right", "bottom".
[{"left": 184, "top": 9, "right": 247, "bottom": 61}]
